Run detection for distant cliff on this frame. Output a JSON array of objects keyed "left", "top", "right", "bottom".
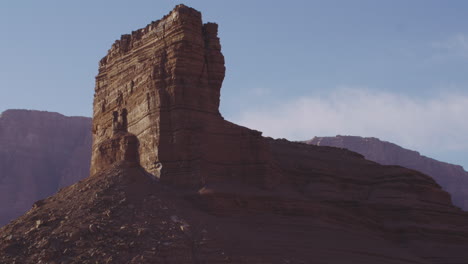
[
  {"left": 306, "top": 135, "right": 468, "bottom": 210},
  {"left": 0, "top": 109, "right": 91, "bottom": 226}
]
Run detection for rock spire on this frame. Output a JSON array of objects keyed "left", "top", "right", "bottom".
[{"left": 91, "top": 4, "right": 281, "bottom": 188}]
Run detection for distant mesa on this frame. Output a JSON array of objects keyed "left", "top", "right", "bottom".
[
  {"left": 0, "top": 109, "right": 91, "bottom": 226},
  {"left": 2, "top": 5, "right": 468, "bottom": 263},
  {"left": 306, "top": 135, "right": 468, "bottom": 210}
]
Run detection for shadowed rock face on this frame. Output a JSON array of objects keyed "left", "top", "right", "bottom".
[
  {"left": 0, "top": 110, "right": 91, "bottom": 226},
  {"left": 2, "top": 5, "right": 468, "bottom": 263},
  {"left": 307, "top": 135, "right": 468, "bottom": 210}
]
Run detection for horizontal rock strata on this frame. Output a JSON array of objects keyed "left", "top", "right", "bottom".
[
  {"left": 91, "top": 4, "right": 281, "bottom": 190},
  {"left": 307, "top": 135, "right": 468, "bottom": 210},
  {"left": 2, "top": 5, "right": 468, "bottom": 263}
]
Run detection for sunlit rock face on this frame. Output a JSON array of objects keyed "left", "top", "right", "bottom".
[
  {"left": 3, "top": 5, "right": 468, "bottom": 264},
  {"left": 0, "top": 109, "right": 91, "bottom": 226},
  {"left": 86, "top": 5, "right": 468, "bottom": 262},
  {"left": 91, "top": 4, "right": 281, "bottom": 188},
  {"left": 307, "top": 135, "right": 468, "bottom": 210}
]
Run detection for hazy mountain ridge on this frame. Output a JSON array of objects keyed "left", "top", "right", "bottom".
[
  {"left": 307, "top": 135, "right": 468, "bottom": 210},
  {"left": 0, "top": 109, "right": 92, "bottom": 226}
]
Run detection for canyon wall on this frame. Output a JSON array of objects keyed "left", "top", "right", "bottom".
[
  {"left": 0, "top": 110, "right": 91, "bottom": 226},
  {"left": 307, "top": 135, "right": 468, "bottom": 210}
]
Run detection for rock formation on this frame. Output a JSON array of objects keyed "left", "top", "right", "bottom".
[
  {"left": 2, "top": 5, "right": 468, "bottom": 263},
  {"left": 307, "top": 135, "right": 468, "bottom": 210},
  {"left": 91, "top": 4, "right": 280, "bottom": 189},
  {"left": 0, "top": 110, "right": 92, "bottom": 226}
]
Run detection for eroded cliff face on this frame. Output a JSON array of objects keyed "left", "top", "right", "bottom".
[
  {"left": 307, "top": 135, "right": 468, "bottom": 210},
  {"left": 0, "top": 110, "right": 91, "bottom": 226},
  {"left": 91, "top": 4, "right": 280, "bottom": 188},
  {"left": 2, "top": 5, "right": 468, "bottom": 263}
]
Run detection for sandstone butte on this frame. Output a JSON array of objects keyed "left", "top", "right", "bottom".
[
  {"left": 2, "top": 5, "right": 468, "bottom": 264},
  {"left": 4, "top": 114, "right": 468, "bottom": 232},
  {"left": 5, "top": 114, "right": 468, "bottom": 232},
  {"left": 307, "top": 135, "right": 468, "bottom": 211}
]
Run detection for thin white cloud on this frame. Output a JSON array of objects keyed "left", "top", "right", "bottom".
[
  {"left": 432, "top": 33, "right": 468, "bottom": 58},
  {"left": 232, "top": 87, "right": 468, "bottom": 154},
  {"left": 249, "top": 87, "right": 271, "bottom": 96}
]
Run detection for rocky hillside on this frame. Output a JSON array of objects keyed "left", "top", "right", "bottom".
[
  {"left": 0, "top": 109, "right": 91, "bottom": 226},
  {"left": 2, "top": 5, "right": 468, "bottom": 263},
  {"left": 307, "top": 135, "right": 468, "bottom": 210}
]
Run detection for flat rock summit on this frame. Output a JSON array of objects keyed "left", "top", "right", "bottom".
[{"left": 2, "top": 5, "right": 468, "bottom": 263}]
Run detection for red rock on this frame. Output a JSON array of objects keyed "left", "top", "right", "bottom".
[
  {"left": 0, "top": 109, "right": 91, "bottom": 226},
  {"left": 307, "top": 135, "right": 468, "bottom": 210},
  {"left": 90, "top": 4, "right": 281, "bottom": 190},
  {"left": 2, "top": 4, "right": 468, "bottom": 263}
]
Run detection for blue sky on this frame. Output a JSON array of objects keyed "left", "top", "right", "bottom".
[{"left": 1, "top": 0, "right": 468, "bottom": 168}]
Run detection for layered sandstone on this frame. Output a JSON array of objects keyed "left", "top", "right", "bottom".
[
  {"left": 91, "top": 4, "right": 280, "bottom": 189},
  {"left": 307, "top": 135, "right": 468, "bottom": 210},
  {"left": 0, "top": 110, "right": 92, "bottom": 226},
  {"left": 2, "top": 5, "right": 468, "bottom": 263}
]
